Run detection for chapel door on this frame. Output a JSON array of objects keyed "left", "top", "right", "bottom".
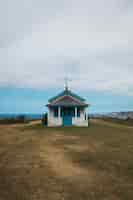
[{"left": 62, "top": 107, "right": 73, "bottom": 126}]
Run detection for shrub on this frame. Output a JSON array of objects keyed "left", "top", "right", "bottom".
[{"left": 42, "top": 113, "right": 48, "bottom": 126}]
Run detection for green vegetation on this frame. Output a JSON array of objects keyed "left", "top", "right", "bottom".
[
  {"left": 0, "top": 120, "right": 133, "bottom": 200},
  {"left": 0, "top": 115, "right": 26, "bottom": 124},
  {"left": 102, "top": 117, "right": 133, "bottom": 127}
]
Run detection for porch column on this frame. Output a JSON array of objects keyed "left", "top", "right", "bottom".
[
  {"left": 75, "top": 107, "right": 77, "bottom": 118},
  {"left": 58, "top": 106, "right": 61, "bottom": 118}
]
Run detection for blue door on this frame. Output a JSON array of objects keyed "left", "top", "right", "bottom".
[{"left": 63, "top": 116, "right": 72, "bottom": 126}]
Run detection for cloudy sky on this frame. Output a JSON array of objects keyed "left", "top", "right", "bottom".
[{"left": 0, "top": 0, "right": 133, "bottom": 113}]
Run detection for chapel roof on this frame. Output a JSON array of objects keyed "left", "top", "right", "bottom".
[
  {"left": 48, "top": 88, "right": 85, "bottom": 103},
  {"left": 47, "top": 88, "right": 88, "bottom": 107}
]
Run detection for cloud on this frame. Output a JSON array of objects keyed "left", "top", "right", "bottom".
[{"left": 0, "top": 0, "right": 133, "bottom": 95}]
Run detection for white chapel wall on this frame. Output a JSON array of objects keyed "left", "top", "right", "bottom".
[
  {"left": 72, "top": 108, "right": 88, "bottom": 127},
  {"left": 48, "top": 107, "right": 62, "bottom": 127}
]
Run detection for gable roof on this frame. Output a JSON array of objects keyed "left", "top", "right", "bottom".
[
  {"left": 47, "top": 95, "right": 88, "bottom": 107},
  {"left": 47, "top": 88, "right": 88, "bottom": 107},
  {"left": 48, "top": 88, "right": 85, "bottom": 103}
]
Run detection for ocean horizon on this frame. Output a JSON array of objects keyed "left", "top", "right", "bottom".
[{"left": 0, "top": 113, "right": 42, "bottom": 120}]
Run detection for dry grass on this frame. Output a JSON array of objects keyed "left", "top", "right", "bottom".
[{"left": 0, "top": 120, "right": 133, "bottom": 200}]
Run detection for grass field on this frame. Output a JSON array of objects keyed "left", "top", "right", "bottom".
[
  {"left": 0, "top": 120, "right": 133, "bottom": 200},
  {"left": 100, "top": 117, "right": 133, "bottom": 127}
]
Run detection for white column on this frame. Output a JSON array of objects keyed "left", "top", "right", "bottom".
[
  {"left": 58, "top": 106, "right": 61, "bottom": 118},
  {"left": 49, "top": 107, "right": 52, "bottom": 117},
  {"left": 75, "top": 107, "right": 77, "bottom": 118}
]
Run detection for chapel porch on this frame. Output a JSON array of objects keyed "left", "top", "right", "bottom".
[{"left": 48, "top": 106, "right": 87, "bottom": 126}]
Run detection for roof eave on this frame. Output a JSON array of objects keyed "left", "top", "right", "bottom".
[{"left": 46, "top": 103, "right": 89, "bottom": 107}]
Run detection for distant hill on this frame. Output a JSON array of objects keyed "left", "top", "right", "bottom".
[
  {"left": 107, "top": 111, "right": 133, "bottom": 120},
  {"left": 90, "top": 111, "right": 133, "bottom": 120}
]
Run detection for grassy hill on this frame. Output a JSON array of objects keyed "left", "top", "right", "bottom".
[
  {"left": 101, "top": 117, "right": 133, "bottom": 127},
  {"left": 0, "top": 120, "right": 133, "bottom": 200}
]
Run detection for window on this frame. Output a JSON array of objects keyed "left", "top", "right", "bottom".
[
  {"left": 77, "top": 108, "right": 80, "bottom": 117},
  {"left": 54, "top": 108, "right": 58, "bottom": 117}
]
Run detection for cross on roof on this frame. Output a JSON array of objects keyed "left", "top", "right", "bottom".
[{"left": 64, "top": 77, "right": 71, "bottom": 91}]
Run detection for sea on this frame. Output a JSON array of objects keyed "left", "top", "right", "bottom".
[{"left": 0, "top": 113, "right": 42, "bottom": 120}]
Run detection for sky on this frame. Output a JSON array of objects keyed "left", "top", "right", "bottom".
[{"left": 0, "top": 0, "right": 133, "bottom": 113}]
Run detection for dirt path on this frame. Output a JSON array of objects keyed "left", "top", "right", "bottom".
[{"left": 39, "top": 133, "right": 96, "bottom": 181}]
